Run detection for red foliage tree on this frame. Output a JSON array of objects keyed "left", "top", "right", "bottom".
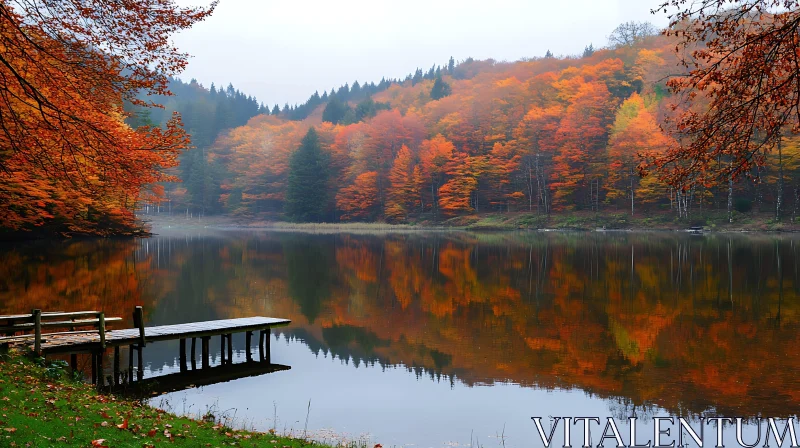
[{"left": 0, "top": 0, "right": 215, "bottom": 235}]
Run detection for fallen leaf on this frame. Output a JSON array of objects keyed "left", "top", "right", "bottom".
[
  {"left": 91, "top": 439, "right": 108, "bottom": 447},
  {"left": 116, "top": 418, "right": 128, "bottom": 430},
  {"left": 3, "top": 428, "right": 16, "bottom": 433}
]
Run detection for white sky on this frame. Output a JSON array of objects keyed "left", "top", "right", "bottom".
[{"left": 173, "top": 0, "right": 671, "bottom": 107}]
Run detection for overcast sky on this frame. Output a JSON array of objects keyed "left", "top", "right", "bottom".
[{"left": 172, "top": 0, "right": 671, "bottom": 107}]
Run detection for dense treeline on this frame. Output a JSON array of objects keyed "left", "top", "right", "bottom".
[
  {"left": 128, "top": 78, "right": 265, "bottom": 216},
  {"left": 162, "top": 27, "right": 800, "bottom": 224},
  {"left": 6, "top": 0, "right": 797, "bottom": 235}
]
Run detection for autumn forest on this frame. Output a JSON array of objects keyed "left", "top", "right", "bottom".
[
  {"left": 130, "top": 21, "right": 800, "bottom": 228},
  {"left": 4, "top": 0, "right": 800, "bottom": 236}
]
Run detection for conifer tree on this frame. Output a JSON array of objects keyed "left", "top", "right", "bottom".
[
  {"left": 430, "top": 76, "right": 452, "bottom": 100},
  {"left": 322, "top": 96, "right": 351, "bottom": 124},
  {"left": 285, "top": 128, "right": 329, "bottom": 222}
]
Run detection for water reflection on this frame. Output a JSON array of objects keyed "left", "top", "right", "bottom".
[{"left": 1, "top": 231, "right": 798, "bottom": 444}]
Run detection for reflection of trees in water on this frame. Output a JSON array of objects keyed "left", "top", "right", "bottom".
[
  {"left": 4, "top": 232, "right": 800, "bottom": 418},
  {"left": 284, "top": 235, "right": 336, "bottom": 324},
  {"left": 607, "top": 397, "right": 657, "bottom": 422}
]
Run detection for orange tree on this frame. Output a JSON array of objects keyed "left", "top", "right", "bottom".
[
  {"left": 0, "top": 0, "right": 215, "bottom": 235},
  {"left": 650, "top": 0, "right": 800, "bottom": 189}
]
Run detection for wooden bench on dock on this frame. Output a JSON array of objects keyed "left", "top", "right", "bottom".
[{"left": 0, "top": 309, "right": 123, "bottom": 354}]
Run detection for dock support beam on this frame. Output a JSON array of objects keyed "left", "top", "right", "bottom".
[
  {"left": 245, "top": 331, "right": 253, "bottom": 362},
  {"left": 137, "top": 346, "right": 143, "bottom": 380},
  {"left": 227, "top": 333, "right": 233, "bottom": 364},
  {"left": 191, "top": 338, "right": 197, "bottom": 370},
  {"left": 179, "top": 339, "right": 187, "bottom": 372},
  {"left": 128, "top": 346, "right": 134, "bottom": 383},
  {"left": 264, "top": 329, "right": 271, "bottom": 362},
  {"left": 98, "top": 352, "right": 104, "bottom": 388},
  {"left": 259, "top": 329, "right": 270, "bottom": 362},
  {"left": 219, "top": 334, "right": 225, "bottom": 365},
  {"left": 201, "top": 337, "right": 210, "bottom": 369},
  {"left": 70, "top": 353, "right": 78, "bottom": 374},
  {"left": 113, "top": 347, "right": 120, "bottom": 386}
]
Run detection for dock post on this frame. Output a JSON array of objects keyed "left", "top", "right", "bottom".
[
  {"left": 98, "top": 313, "right": 106, "bottom": 350},
  {"left": 191, "top": 338, "right": 197, "bottom": 370},
  {"left": 128, "top": 345, "right": 134, "bottom": 382},
  {"left": 136, "top": 346, "right": 143, "bottom": 380},
  {"left": 258, "top": 330, "right": 265, "bottom": 362},
  {"left": 226, "top": 333, "right": 233, "bottom": 364},
  {"left": 245, "top": 331, "right": 253, "bottom": 362},
  {"left": 264, "top": 328, "right": 271, "bottom": 363},
  {"left": 179, "top": 339, "right": 187, "bottom": 372},
  {"left": 113, "top": 347, "right": 120, "bottom": 386},
  {"left": 219, "top": 334, "right": 226, "bottom": 365},
  {"left": 133, "top": 306, "right": 146, "bottom": 347},
  {"left": 70, "top": 353, "right": 78, "bottom": 374},
  {"left": 32, "top": 309, "right": 42, "bottom": 355},
  {"left": 97, "top": 352, "right": 104, "bottom": 388},
  {"left": 201, "top": 337, "right": 210, "bottom": 369}
]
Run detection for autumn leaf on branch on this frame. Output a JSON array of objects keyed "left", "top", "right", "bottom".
[
  {"left": 0, "top": 0, "right": 215, "bottom": 235},
  {"left": 649, "top": 0, "right": 800, "bottom": 188}
]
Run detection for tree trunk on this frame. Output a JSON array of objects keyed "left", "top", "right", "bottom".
[
  {"left": 728, "top": 174, "right": 734, "bottom": 223},
  {"left": 630, "top": 167, "right": 634, "bottom": 216},
  {"left": 777, "top": 134, "right": 784, "bottom": 221}
]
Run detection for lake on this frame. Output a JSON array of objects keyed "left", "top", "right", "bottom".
[{"left": 1, "top": 230, "right": 798, "bottom": 448}]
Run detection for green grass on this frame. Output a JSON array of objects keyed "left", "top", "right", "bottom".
[{"left": 0, "top": 352, "right": 347, "bottom": 448}]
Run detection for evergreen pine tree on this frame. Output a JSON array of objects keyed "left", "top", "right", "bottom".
[
  {"left": 321, "top": 95, "right": 351, "bottom": 124},
  {"left": 412, "top": 68, "right": 423, "bottom": 85},
  {"left": 272, "top": 104, "right": 280, "bottom": 115},
  {"left": 285, "top": 128, "right": 329, "bottom": 222},
  {"left": 430, "top": 76, "right": 452, "bottom": 100},
  {"left": 448, "top": 56, "right": 455, "bottom": 73}
]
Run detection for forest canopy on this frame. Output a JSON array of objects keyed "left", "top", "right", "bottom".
[{"left": 4, "top": 0, "right": 800, "bottom": 233}]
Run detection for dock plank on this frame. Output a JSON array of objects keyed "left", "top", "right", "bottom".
[{"left": 12, "top": 317, "right": 290, "bottom": 354}]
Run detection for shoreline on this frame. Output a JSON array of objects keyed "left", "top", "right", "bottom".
[{"left": 140, "top": 212, "right": 800, "bottom": 235}]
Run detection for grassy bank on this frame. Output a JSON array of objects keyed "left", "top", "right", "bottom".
[
  {"left": 443, "top": 210, "right": 800, "bottom": 232},
  {"left": 0, "top": 351, "right": 341, "bottom": 448},
  {"left": 140, "top": 210, "right": 800, "bottom": 234}
]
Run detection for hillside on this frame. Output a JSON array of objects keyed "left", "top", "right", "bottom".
[{"left": 155, "top": 30, "right": 800, "bottom": 226}]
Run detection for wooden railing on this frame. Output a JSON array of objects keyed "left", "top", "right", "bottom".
[{"left": 0, "top": 310, "right": 122, "bottom": 354}]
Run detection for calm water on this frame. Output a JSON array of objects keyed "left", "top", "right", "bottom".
[{"left": 1, "top": 230, "right": 798, "bottom": 447}]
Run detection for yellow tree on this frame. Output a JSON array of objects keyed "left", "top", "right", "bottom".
[
  {"left": 386, "top": 145, "right": 419, "bottom": 223},
  {"left": 607, "top": 93, "right": 672, "bottom": 214}
]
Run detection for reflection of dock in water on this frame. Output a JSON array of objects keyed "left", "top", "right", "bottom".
[
  {"left": 114, "top": 361, "right": 291, "bottom": 396},
  {"left": 0, "top": 306, "right": 291, "bottom": 389}
]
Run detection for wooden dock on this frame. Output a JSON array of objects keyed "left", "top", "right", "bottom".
[
  {"left": 31, "top": 317, "right": 291, "bottom": 353},
  {"left": 1, "top": 308, "right": 291, "bottom": 389}
]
